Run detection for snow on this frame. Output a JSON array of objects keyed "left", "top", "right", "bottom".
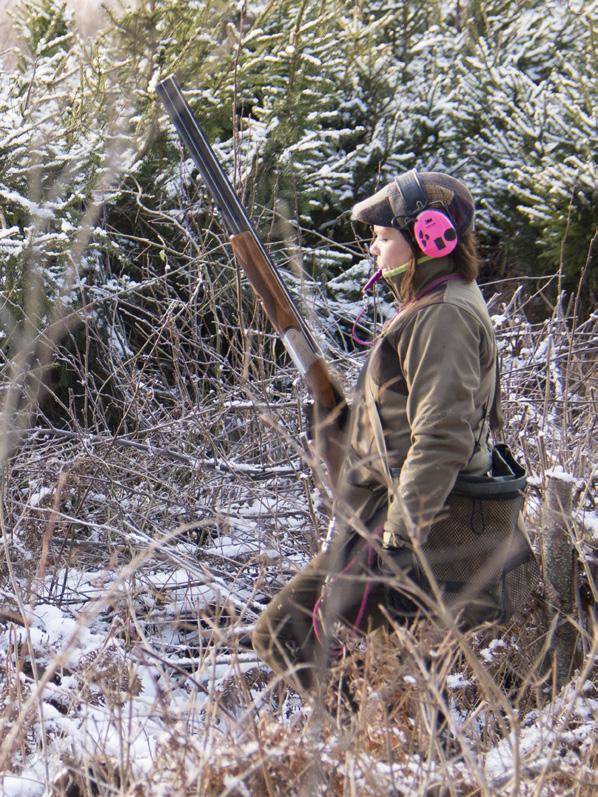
[
  {"left": 0, "top": 226, "right": 20, "bottom": 239},
  {"left": 33, "top": 603, "right": 89, "bottom": 645},
  {"left": 28, "top": 486, "right": 53, "bottom": 507},
  {"left": 545, "top": 466, "right": 580, "bottom": 485},
  {"left": 484, "top": 683, "right": 598, "bottom": 787},
  {"left": 446, "top": 673, "right": 472, "bottom": 690},
  {"left": 480, "top": 638, "right": 507, "bottom": 663},
  {"left": 581, "top": 512, "right": 598, "bottom": 541},
  {"left": 0, "top": 188, "right": 56, "bottom": 220},
  {"left": 0, "top": 774, "right": 44, "bottom": 797}
]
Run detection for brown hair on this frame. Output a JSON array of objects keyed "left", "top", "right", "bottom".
[{"left": 399, "top": 230, "right": 481, "bottom": 302}]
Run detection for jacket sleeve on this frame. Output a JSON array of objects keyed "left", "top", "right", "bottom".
[{"left": 384, "top": 302, "right": 484, "bottom": 545}]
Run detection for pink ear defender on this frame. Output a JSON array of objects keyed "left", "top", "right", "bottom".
[
  {"left": 392, "top": 170, "right": 459, "bottom": 258},
  {"left": 354, "top": 169, "right": 460, "bottom": 346},
  {"left": 413, "top": 208, "right": 458, "bottom": 257}
]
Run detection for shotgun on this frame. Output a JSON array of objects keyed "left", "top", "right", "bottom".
[{"left": 156, "top": 75, "right": 347, "bottom": 485}]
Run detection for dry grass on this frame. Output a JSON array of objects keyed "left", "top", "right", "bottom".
[
  {"left": 0, "top": 257, "right": 595, "bottom": 794},
  {"left": 0, "top": 34, "right": 595, "bottom": 785}
]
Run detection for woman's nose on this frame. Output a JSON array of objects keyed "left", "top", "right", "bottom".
[{"left": 369, "top": 241, "right": 378, "bottom": 256}]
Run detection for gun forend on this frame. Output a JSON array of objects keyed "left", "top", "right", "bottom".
[{"left": 230, "top": 231, "right": 339, "bottom": 409}]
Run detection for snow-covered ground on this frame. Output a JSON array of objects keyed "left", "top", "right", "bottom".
[{"left": 0, "top": 287, "right": 595, "bottom": 796}]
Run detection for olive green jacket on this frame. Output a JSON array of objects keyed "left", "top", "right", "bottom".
[{"left": 335, "top": 257, "right": 498, "bottom": 549}]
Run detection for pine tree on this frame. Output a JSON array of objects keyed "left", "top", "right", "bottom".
[
  {"left": 441, "top": 0, "right": 595, "bottom": 291},
  {"left": 13, "top": 0, "right": 73, "bottom": 64},
  {"left": 1, "top": 0, "right": 594, "bottom": 408}
]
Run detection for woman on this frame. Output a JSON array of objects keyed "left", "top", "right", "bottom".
[{"left": 252, "top": 170, "right": 538, "bottom": 695}]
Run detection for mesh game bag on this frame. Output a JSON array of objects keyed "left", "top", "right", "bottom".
[{"left": 416, "top": 444, "right": 541, "bottom": 624}]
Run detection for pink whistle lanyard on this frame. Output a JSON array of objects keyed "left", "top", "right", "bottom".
[
  {"left": 362, "top": 268, "right": 383, "bottom": 293},
  {"left": 351, "top": 268, "right": 382, "bottom": 347}
]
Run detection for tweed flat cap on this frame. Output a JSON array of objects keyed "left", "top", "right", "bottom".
[{"left": 352, "top": 172, "right": 475, "bottom": 235}]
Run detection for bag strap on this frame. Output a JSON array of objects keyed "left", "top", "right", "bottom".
[
  {"left": 489, "top": 359, "right": 504, "bottom": 437},
  {"left": 364, "top": 364, "right": 393, "bottom": 486}
]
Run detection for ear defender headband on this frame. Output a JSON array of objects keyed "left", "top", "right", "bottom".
[{"left": 391, "top": 170, "right": 458, "bottom": 258}]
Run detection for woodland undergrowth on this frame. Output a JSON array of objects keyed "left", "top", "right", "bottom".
[
  {"left": 0, "top": 2, "right": 595, "bottom": 795},
  {"left": 0, "top": 224, "right": 595, "bottom": 795}
]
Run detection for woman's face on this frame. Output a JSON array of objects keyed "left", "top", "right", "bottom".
[{"left": 369, "top": 225, "right": 412, "bottom": 272}]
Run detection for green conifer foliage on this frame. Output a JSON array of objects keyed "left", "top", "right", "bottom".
[
  {"left": 97, "top": 0, "right": 594, "bottom": 295},
  {"left": 0, "top": 0, "right": 148, "bottom": 424},
  {"left": 220, "top": 1, "right": 402, "bottom": 229},
  {"left": 0, "top": 0, "right": 594, "bottom": 426},
  {"left": 1, "top": 0, "right": 79, "bottom": 315},
  {"left": 13, "top": 0, "right": 73, "bottom": 62},
  {"left": 441, "top": 1, "right": 595, "bottom": 292}
]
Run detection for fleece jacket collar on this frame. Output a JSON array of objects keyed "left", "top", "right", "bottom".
[{"left": 384, "top": 256, "right": 457, "bottom": 303}]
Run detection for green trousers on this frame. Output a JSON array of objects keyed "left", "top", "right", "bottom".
[{"left": 251, "top": 543, "right": 420, "bottom": 693}]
